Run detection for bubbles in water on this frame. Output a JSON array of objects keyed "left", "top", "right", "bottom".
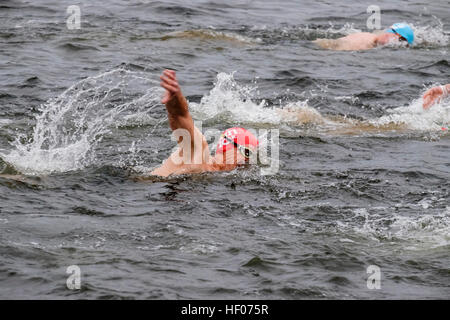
[{"left": 0, "top": 68, "right": 164, "bottom": 175}]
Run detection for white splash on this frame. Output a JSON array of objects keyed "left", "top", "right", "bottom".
[
  {"left": 371, "top": 95, "right": 450, "bottom": 131},
  {"left": 411, "top": 22, "right": 449, "bottom": 47},
  {"left": 348, "top": 206, "right": 450, "bottom": 250},
  {"left": 189, "top": 72, "right": 321, "bottom": 126},
  {"left": 1, "top": 68, "right": 163, "bottom": 175},
  {"left": 190, "top": 72, "right": 282, "bottom": 124}
]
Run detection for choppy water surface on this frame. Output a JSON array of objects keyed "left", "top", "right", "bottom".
[{"left": 0, "top": 0, "right": 449, "bottom": 299}]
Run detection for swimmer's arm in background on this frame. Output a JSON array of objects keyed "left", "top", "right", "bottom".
[{"left": 422, "top": 84, "right": 450, "bottom": 109}]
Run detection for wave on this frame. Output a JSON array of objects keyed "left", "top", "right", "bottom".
[
  {"left": 58, "top": 43, "right": 101, "bottom": 52},
  {"left": 160, "top": 28, "right": 260, "bottom": 44}
]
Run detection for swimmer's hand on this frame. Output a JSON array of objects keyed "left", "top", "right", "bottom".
[
  {"left": 422, "top": 84, "right": 449, "bottom": 110},
  {"left": 159, "top": 69, "right": 193, "bottom": 138},
  {"left": 161, "top": 69, "right": 181, "bottom": 105},
  {"left": 160, "top": 69, "right": 190, "bottom": 125}
]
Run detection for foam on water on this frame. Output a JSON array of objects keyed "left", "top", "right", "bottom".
[
  {"left": 342, "top": 206, "right": 450, "bottom": 251},
  {"left": 0, "top": 68, "right": 163, "bottom": 175},
  {"left": 190, "top": 72, "right": 282, "bottom": 124},
  {"left": 190, "top": 72, "right": 320, "bottom": 126},
  {"left": 371, "top": 94, "right": 450, "bottom": 131},
  {"left": 190, "top": 72, "right": 450, "bottom": 133},
  {"left": 411, "top": 22, "right": 449, "bottom": 47}
]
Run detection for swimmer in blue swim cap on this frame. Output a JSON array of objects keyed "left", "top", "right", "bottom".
[
  {"left": 314, "top": 22, "right": 414, "bottom": 51},
  {"left": 385, "top": 23, "right": 414, "bottom": 45}
]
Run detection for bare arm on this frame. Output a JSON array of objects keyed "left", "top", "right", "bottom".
[
  {"left": 151, "top": 70, "right": 210, "bottom": 177},
  {"left": 160, "top": 70, "right": 195, "bottom": 140},
  {"left": 423, "top": 84, "right": 450, "bottom": 109}
]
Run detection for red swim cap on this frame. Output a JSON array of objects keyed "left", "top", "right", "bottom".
[{"left": 216, "top": 127, "right": 259, "bottom": 154}]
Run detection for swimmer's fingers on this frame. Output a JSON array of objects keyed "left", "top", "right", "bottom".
[
  {"left": 423, "top": 96, "right": 434, "bottom": 110},
  {"left": 422, "top": 87, "right": 443, "bottom": 109},
  {"left": 160, "top": 76, "right": 179, "bottom": 93},
  {"left": 423, "top": 87, "right": 438, "bottom": 99},
  {"left": 161, "top": 82, "right": 176, "bottom": 104},
  {"left": 160, "top": 70, "right": 182, "bottom": 104},
  {"left": 160, "top": 82, "right": 177, "bottom": 95},
  {"left": 160, "top": 81, "right": 180, "bottom": 104},
  {"left": 163, "top": 69, "right": 176, "bottom": 81}
]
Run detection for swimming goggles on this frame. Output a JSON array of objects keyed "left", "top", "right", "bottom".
[
  {"left": 222, "top": 135, "right": 253, "bottom": 159},
  {"left": 390, "top": 29, "right": 408, "bottom": 42}
]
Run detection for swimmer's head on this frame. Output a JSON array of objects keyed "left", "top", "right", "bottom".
[
  {"left": 386, "top": 22, "right": 414, "bottom": 44},
  {"left": 215, "top": 127, "right": 259, "bottom": 165}
]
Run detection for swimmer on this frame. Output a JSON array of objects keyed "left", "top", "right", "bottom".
[
  {"left": 150, "top": 69, "right": 258, "bottom": 177},
  {"left": 314, "top": 22, "right": 414, "bottom": 51},
  {"left": 422, "top": 84, "right": 450, "bottom": 109}
]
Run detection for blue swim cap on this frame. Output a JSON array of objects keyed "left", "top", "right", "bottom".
[{"left": 386, "top": 23, "right": 414, "bottom": 44}]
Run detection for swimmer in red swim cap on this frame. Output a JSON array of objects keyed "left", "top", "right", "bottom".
[{"left": 151, "top": 69, "right": 258, "bottom": 177}]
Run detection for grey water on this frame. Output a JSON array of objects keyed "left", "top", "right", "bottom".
[{"left": 0, "top": 0, "right": 449, "bottom": 299}]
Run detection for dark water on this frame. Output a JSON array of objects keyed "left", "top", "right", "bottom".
[{"left": 0, "top": 0, "right": 449, "bottom": 299}]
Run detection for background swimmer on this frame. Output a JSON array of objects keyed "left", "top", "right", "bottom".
[
  {"left": 314, "top": 22, "right": 414, "bottom": 51},
  {"left": 276, "top": 84, "right": 448, "bottom": 134}
]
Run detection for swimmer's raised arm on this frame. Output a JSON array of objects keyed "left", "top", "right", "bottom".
[
  {"left": 422, "top": 84, "right": 450, "bottom": 109},
  {"left": 151, "top": 70, "right": 210, "bottom": 177},
  {"left": 160, "top": 69, "right": 195, "bottom": 140}
]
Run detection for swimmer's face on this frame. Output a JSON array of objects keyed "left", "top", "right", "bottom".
[
  {"left": 214, "top": 145, "right": 256, "bottom": 166},
  {"left": 214, "top": 128, "right": 259, "bottom": 167},
  {"left": 379, "top": 33, "right": 408, "bottom": 46}
]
